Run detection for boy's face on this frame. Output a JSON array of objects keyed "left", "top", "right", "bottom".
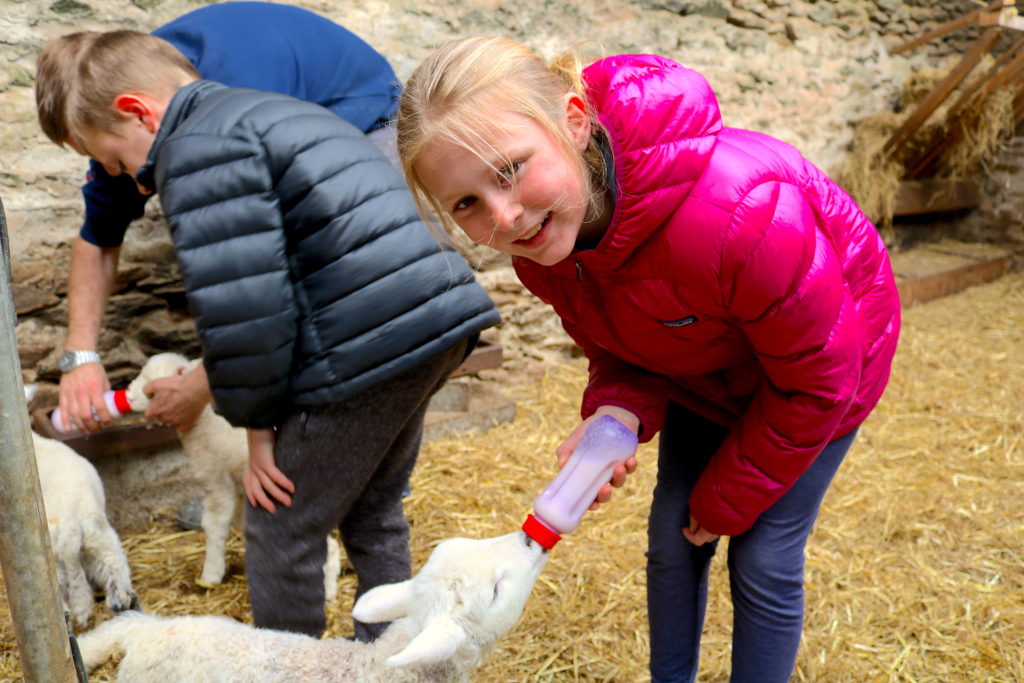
[
  {"left": 414, "top": 98, "right": 597, "bottom": 267},
  {"left": 74, "top": 118, "right": 156, "bottom": 195}
]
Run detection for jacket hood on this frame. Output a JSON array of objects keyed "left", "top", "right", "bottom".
[{"left": 579, "top": 54, "right": 723, "bottom": 270}]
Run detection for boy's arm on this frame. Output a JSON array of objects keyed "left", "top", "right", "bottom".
[{"left": 56, "top": 237, "right": 119, "bottom": 433}]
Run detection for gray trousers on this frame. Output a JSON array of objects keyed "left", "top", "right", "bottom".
[{"left": 244, "top": 339, "right": 471, "bottom": 640}]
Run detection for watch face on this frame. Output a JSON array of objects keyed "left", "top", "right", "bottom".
[{"left": 60, "top": 351, "right": 98, "bottom": 372}]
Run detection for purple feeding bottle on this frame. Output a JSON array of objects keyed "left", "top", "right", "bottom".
[
  {"left": 522, "top": 414, "right": 638, "bottom": 549},
  {"left": 50, "top": 389, "right": 134, "bottom": 434}
]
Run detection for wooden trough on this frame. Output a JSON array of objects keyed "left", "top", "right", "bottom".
[{"left": 29, "top": 339, "right": 506, "bottom": 461}]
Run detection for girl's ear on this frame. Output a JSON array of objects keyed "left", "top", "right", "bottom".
[
  {"left": 113, "top": 94, "right": 161, "bottom": 134},
  {"left": 564, "top": 93, "right": 591, "bottom": 152}
]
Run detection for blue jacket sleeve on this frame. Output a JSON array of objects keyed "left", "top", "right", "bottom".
[
  {"left": 79, "top": 160, "right": 151, "bottom": 247},
  {"left": 152, "top": 2, "right": 399, "bottom": 132}
]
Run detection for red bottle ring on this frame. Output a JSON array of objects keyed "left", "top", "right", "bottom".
[
  {"left": 522, "top": 514, "right": 561, "bottom": 550},
  {"left": 112, "top": 389, "right": 133, "bottom": 414}
]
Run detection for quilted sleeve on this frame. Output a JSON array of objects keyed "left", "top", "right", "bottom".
[
  {"left": 690, "top": 180, "right": 863, "bottom": 535},
  {"left": 157, "top": 127, "right": 297, "bottom": 429},
  {"left": 562, "top": 318, "right": 672, "bottom": 443}
]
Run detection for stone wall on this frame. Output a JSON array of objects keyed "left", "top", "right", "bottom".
[{"left": 0, "top": 0, "right": 1004, "bottom": 401}]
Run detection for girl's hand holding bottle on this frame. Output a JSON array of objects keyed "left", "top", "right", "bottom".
[{"left": 555, "top": 406, "right": 640, "bottom": 510}]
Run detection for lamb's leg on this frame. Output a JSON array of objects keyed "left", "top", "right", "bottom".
[
  {"left": 324, "top": 535, "right": 341, "bottom": 603},
  {"left": 198, "top": 475, "right": 236, "bottom": 587},
  {"left": 63, "top": 552, "right": 94, "bottom": 631},
  {"left": 50, "top": 524, "right": 94, "bottom": 630},
  {"left": 52, "top": 556, "right": 75, "bottom": 630},
  {"left": 81, "top": 521, "right": 139, "bottom": 614}
]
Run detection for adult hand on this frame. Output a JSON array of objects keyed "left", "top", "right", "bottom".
[
  {"left": 60, "top": 238, "right": 120, "bottom": 433},
  {"left": 682, "top": 516, "right": 720, "bottom": 547},
  {"left": 142, "top": 365, "right": 212, "bottom": 431},
  {"left": 555, "top": 405, "right": 640, "bottom": 511},
  {"left": 57, "top": 362, "right": 111, "bottom": 433},
  {"left": 243, "top": 428, "right": 295, "bottom": 514}
]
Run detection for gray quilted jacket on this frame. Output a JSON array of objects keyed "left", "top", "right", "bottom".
[{"left": 136, "top": 81, "right": 499, "bottom": 428}]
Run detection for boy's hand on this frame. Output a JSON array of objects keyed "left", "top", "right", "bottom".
[
  {"left": 243, "top": 428, "right": 295, "bottom": 513},
  {"left": 555, "top": 405, "right": 639, "bottom": 511}
]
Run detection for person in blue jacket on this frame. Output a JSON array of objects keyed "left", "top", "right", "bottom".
[{"left": 39, "top": 2, "right": 403, "bottom": 437}]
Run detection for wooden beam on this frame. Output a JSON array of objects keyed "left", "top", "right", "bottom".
[
  {"left": 892, "top": 179, "right": 982, "bottom": 217},
  {"left": 29, "top": 338, "right": 508, "bottom": 461},
  {"left": 884, "top": 26, "right": 1003, "bottom": 156},
  {"left": 29, "top": 410, "right": 179, "bottom": 461},
  {"left": 450, "top": 338, "right": 503, "bottom": 378},
  {"left": 907, "top": 39, "right": 1024, "bottom": 179},
  {"left": 946, "top": 33, "right": 1024, "bottom": 120},
  {"left": 888, "top": 0, "right": 1003, "bottom": 56}
]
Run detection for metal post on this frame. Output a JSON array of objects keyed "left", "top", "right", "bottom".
[{"left": 0, "top": 197, "right": 79, "bottom": 682}]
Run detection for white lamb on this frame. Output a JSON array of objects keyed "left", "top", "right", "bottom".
[
  {"left": 125, "top": 353, "right": 340, "bottom": 595},
  {"left": 30, "top": 430, "right": 138, "bottom": 630},
  {"left": 78, "top": 530, "right": 548, "bottom": 682}
]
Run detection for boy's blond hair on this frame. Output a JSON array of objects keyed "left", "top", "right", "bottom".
[
  {"left": 36, "top": 30, "right": 198, "bottom": 148},
  {"left": 397, "top": 36, "right": 606, "bottom": 236}
]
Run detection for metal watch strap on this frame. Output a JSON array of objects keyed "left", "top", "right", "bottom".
[{"left": 60, "top": 350, "right": 101, "bottom": 373}]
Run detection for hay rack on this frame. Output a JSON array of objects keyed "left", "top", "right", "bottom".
[{"left": 885, "top": 0, "right": 1024, "bottom": 216}]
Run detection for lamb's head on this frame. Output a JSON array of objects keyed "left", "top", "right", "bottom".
[
  {"left": 353, "top": 530, "right": 548, "bottom": 670},
  {"left": 125, "top": 353, "right": 195, "bottom": 411}
]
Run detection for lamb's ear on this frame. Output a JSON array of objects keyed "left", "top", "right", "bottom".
[
  {"left": 385, "top": 615, "right": 466, "bottom": 668},
  {"left": 352, "top": 580, "right": 415, "bottom": 623}
]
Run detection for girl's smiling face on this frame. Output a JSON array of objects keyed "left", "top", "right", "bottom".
[{"left": 414, "top": 95, "right": 605, "bottom": 266}]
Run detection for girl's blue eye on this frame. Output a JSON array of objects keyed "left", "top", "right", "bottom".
[
  {"left": 498, "top": 160, "right": 523, "bottom": 182},
  {"left": 454, "top": 196, "right": 476, "bottom": 212}
]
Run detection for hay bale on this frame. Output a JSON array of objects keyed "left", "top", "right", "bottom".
[
  {"left": 941, "top": 87, "right": 1016, "bottom": 179},
  {"left": 837, "top": 111, "right": 906, "bottom": 238}
]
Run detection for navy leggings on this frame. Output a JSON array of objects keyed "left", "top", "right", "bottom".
[{"left": 647, "top": 402, "right": 857, "bottom": 683}]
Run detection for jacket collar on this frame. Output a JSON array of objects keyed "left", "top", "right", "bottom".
[
  {"left": 546, "top": 55, "right": 722, "bottom": 274},
  {"left": 135, "top": 80, "right": 227, "bottom": 192}
]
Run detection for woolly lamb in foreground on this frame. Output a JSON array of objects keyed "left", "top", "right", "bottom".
[
  {"left": 126, "top": 352, "right": 340, "bottom": 594},
  {"left": 78, "top": 530, "right": 548, "bottom": 682},
  {"left": 30, "top": 430, "right": 138, "bottom": 629}
]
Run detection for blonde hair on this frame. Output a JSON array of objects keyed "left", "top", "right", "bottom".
[
  {"left": 36, "top": 30, "right": 198, "bottom": 147},
  {"left": 397, "top": 36, "right": 606, "bottom": 235}
]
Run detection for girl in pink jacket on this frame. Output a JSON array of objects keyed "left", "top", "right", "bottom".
[{"left": 398, "top": 36, "right": 900, "bottom": 682}]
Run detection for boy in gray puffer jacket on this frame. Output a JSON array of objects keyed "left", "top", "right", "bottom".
[{"left": 36, "top": 29, "right": 500, "bottom": 642}]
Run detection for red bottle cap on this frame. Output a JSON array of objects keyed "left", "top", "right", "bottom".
[
  {"left": 112, "top": 389, "right": 132, "bottom": 414},
  {"left": 522, "top": 514, "right": 561, "bottom": 550}
]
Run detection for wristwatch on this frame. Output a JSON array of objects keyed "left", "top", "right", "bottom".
[{"left": 59, "top": 350, "right": 102, "bottom": 373}]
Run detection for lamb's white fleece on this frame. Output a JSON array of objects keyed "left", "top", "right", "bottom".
[{"left": 79, "top": 531, "right": 547, "bottom": 682}]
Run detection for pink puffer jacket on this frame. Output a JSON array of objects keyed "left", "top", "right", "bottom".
[{"left": 514, "top": 54, "right": 900, "bottom": 536}]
